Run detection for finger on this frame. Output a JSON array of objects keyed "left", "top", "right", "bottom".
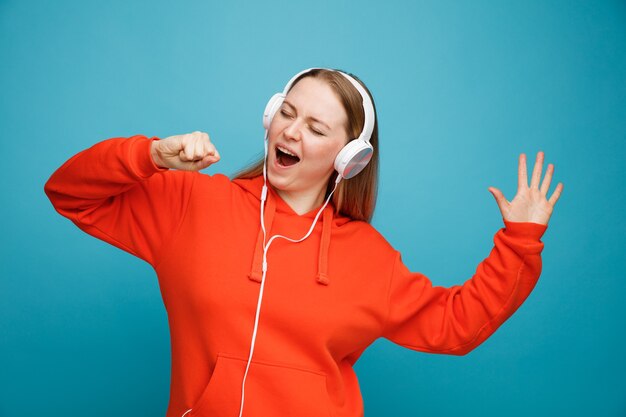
[
  {"left": 540, "top": 163, "right": 554, "bottom": 196},
  {"left": 203, "top": 136, "right": 220, "bottom": 160},
  {"left": 203, "top": 151, "right": 218, "bottom": 165},
  {"left": 548, "top": 182, "right": 564, "bottom": 206},
  {"left": 195, "top": 154, "right": 217, "bottom": 170},
  {"left": 193, "top": 136, "right": 205, "bottom": 160},
  {"left": 205, "top": 145, "right": 219, "bottom": 162},
  {"left": 202, "top": 136, "right": 214, "bottom": 156},
  {"left": 190, "top": 158, "right": 207, "bottom": 171},
  {"left": 183, "top": 134, "right": 198, "bottom": 161},
  {"left": 187, "top": 132, "right": 200, "bottom": 159},
  {"left": 488, "top": 186, "right": 509, "bottom": 211},
  {"left": 530, "top": 151, "right": 544, "bottom": 189},
  {"left": 518, "top": 153, "right": 528, "bottom": 190}
]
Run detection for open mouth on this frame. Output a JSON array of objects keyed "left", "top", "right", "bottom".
[{"left": 276, "top": 146, "right": 301, "bottom": 167}]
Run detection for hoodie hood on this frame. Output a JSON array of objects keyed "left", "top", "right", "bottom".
[{"left": 232, "top": 175, "right": 350, "bottom": 286}]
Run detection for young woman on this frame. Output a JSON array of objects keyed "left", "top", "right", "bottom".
[{"left": 44, "top": 68, "right": 563, "bottom": 417}]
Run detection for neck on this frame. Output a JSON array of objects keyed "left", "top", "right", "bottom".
[{"left": 274, "top": 187, "right": 327, "bottom": 215}]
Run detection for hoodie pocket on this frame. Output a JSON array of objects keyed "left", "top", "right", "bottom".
[{"left": 190, "top": 353, "right": 333, "bottom": 417}]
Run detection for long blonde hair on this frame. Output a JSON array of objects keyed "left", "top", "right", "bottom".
[{"left": 233, "top": 68, "right": 379, "bottom": 223}]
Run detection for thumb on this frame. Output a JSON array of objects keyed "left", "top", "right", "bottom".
[
  {"left": 194, "top": 154, "right": 220, "bottom": 171},
  {"left": 488, "top": 186, "right": 507, "bottom": 210}
]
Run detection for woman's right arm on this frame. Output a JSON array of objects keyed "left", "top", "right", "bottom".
[{"left": 43, "top": 132, "right": 219, "bottom": 267}]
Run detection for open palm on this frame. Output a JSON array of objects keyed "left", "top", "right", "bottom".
[{"left": 488, "top": 151, "right": 564, "bottom": 226}]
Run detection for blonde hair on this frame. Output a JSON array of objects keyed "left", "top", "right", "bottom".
[{"left": 233, "top": 68, "right": 379, "bottom": 223}]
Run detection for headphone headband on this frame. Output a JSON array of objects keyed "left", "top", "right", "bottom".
[{"left": 279, "top": 68, "right": 375, "bottom": 144}]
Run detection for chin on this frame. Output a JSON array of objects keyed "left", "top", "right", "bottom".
[{"left": 266, "top": 167, "right": 292, "bottom": 191}]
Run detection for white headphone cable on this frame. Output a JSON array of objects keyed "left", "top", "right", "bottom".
[
  {"left": 237, "top": 132, "right": 341, "bottom": 417},
  {"left": 181, "top": 132, "right": 341, "bottom": 417}
]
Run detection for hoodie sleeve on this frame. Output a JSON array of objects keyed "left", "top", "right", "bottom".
[
  {"left": 44, "top": 134, "right": 196, "bottom": 268},
  {"left": 382, "top": 220, "right": 547, "bottom": 355}
]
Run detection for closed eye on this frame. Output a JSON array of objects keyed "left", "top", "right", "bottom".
[
  {"left": 310, "top": 127, "right": 324, "bottom": 136},
  {"left": 281, "top": 110, "right": 325, "bottom": 136}
]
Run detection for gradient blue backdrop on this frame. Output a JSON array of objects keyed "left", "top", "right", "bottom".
[{"left": 1, "top": 0, "right": 624, "bottom": 416}]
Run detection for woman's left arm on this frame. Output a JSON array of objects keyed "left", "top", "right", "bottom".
[{"left": 382, "top": 151, "right": 563, "bottom": 355}]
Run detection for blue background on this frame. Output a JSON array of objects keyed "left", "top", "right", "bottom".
[{"left": 1, "top": 0, "right": 625, "bottom": 416}]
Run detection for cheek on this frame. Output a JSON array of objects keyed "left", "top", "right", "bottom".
[
  {"left": 267, "top": 122, "right": 279, "bottom": 141},
  {"left": 266, "top": 124, "right": 284, "bottom": 156},
  {"left": 268, "top": 116, "right": 286, "bottom": 138},
  {"left": 308, "top": 142, "right": 345, "bottom": 168}
]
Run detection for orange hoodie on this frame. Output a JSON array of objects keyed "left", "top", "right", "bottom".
[{"left": 44, "top": 134, "right": 548, "bottom": 417}]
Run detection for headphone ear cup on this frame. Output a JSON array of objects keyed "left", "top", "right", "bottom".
[
  {"left": 334, "top": 140, "right": 374, "bottom": 179},
  {"left": 263, "top": 93, "right": 285, "bottom": 130}
]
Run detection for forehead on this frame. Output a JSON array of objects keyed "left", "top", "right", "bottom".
[{"left": 285, "top": 77, "right": 348, "bottom": 128}]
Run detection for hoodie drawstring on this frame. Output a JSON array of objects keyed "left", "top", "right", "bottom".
[
  {"left": 248, "top": 191, "right": 334, "bottom": 286},
  {"left": 248, "top": 193, "right": 276, "bottom": 283},
  {"left": 316, "top": 208, "right": 333, "bottom": 285}
]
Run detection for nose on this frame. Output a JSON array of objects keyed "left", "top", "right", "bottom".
[{"left": 283, "top": 118, "right": 303, "bottom": 142}]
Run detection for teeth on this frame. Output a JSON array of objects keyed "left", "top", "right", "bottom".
[{"left": 277, "top": 145, "right": 298, "bottom": 158}]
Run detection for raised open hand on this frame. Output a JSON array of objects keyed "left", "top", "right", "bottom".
[{"left": 488, "top": 151, "right": 563, "bottom": 226}]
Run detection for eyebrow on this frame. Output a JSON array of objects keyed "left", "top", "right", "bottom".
[{"left": 283, "top": 100, "right": 331, "bottom": 131}]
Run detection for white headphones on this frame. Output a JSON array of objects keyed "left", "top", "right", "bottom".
[{"left": 262, "top": 67, "right": 375, "bottom": 179}]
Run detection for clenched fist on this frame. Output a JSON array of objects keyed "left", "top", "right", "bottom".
[{"left": 150, "top": 131, "right": 220, "bottom": 171}]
